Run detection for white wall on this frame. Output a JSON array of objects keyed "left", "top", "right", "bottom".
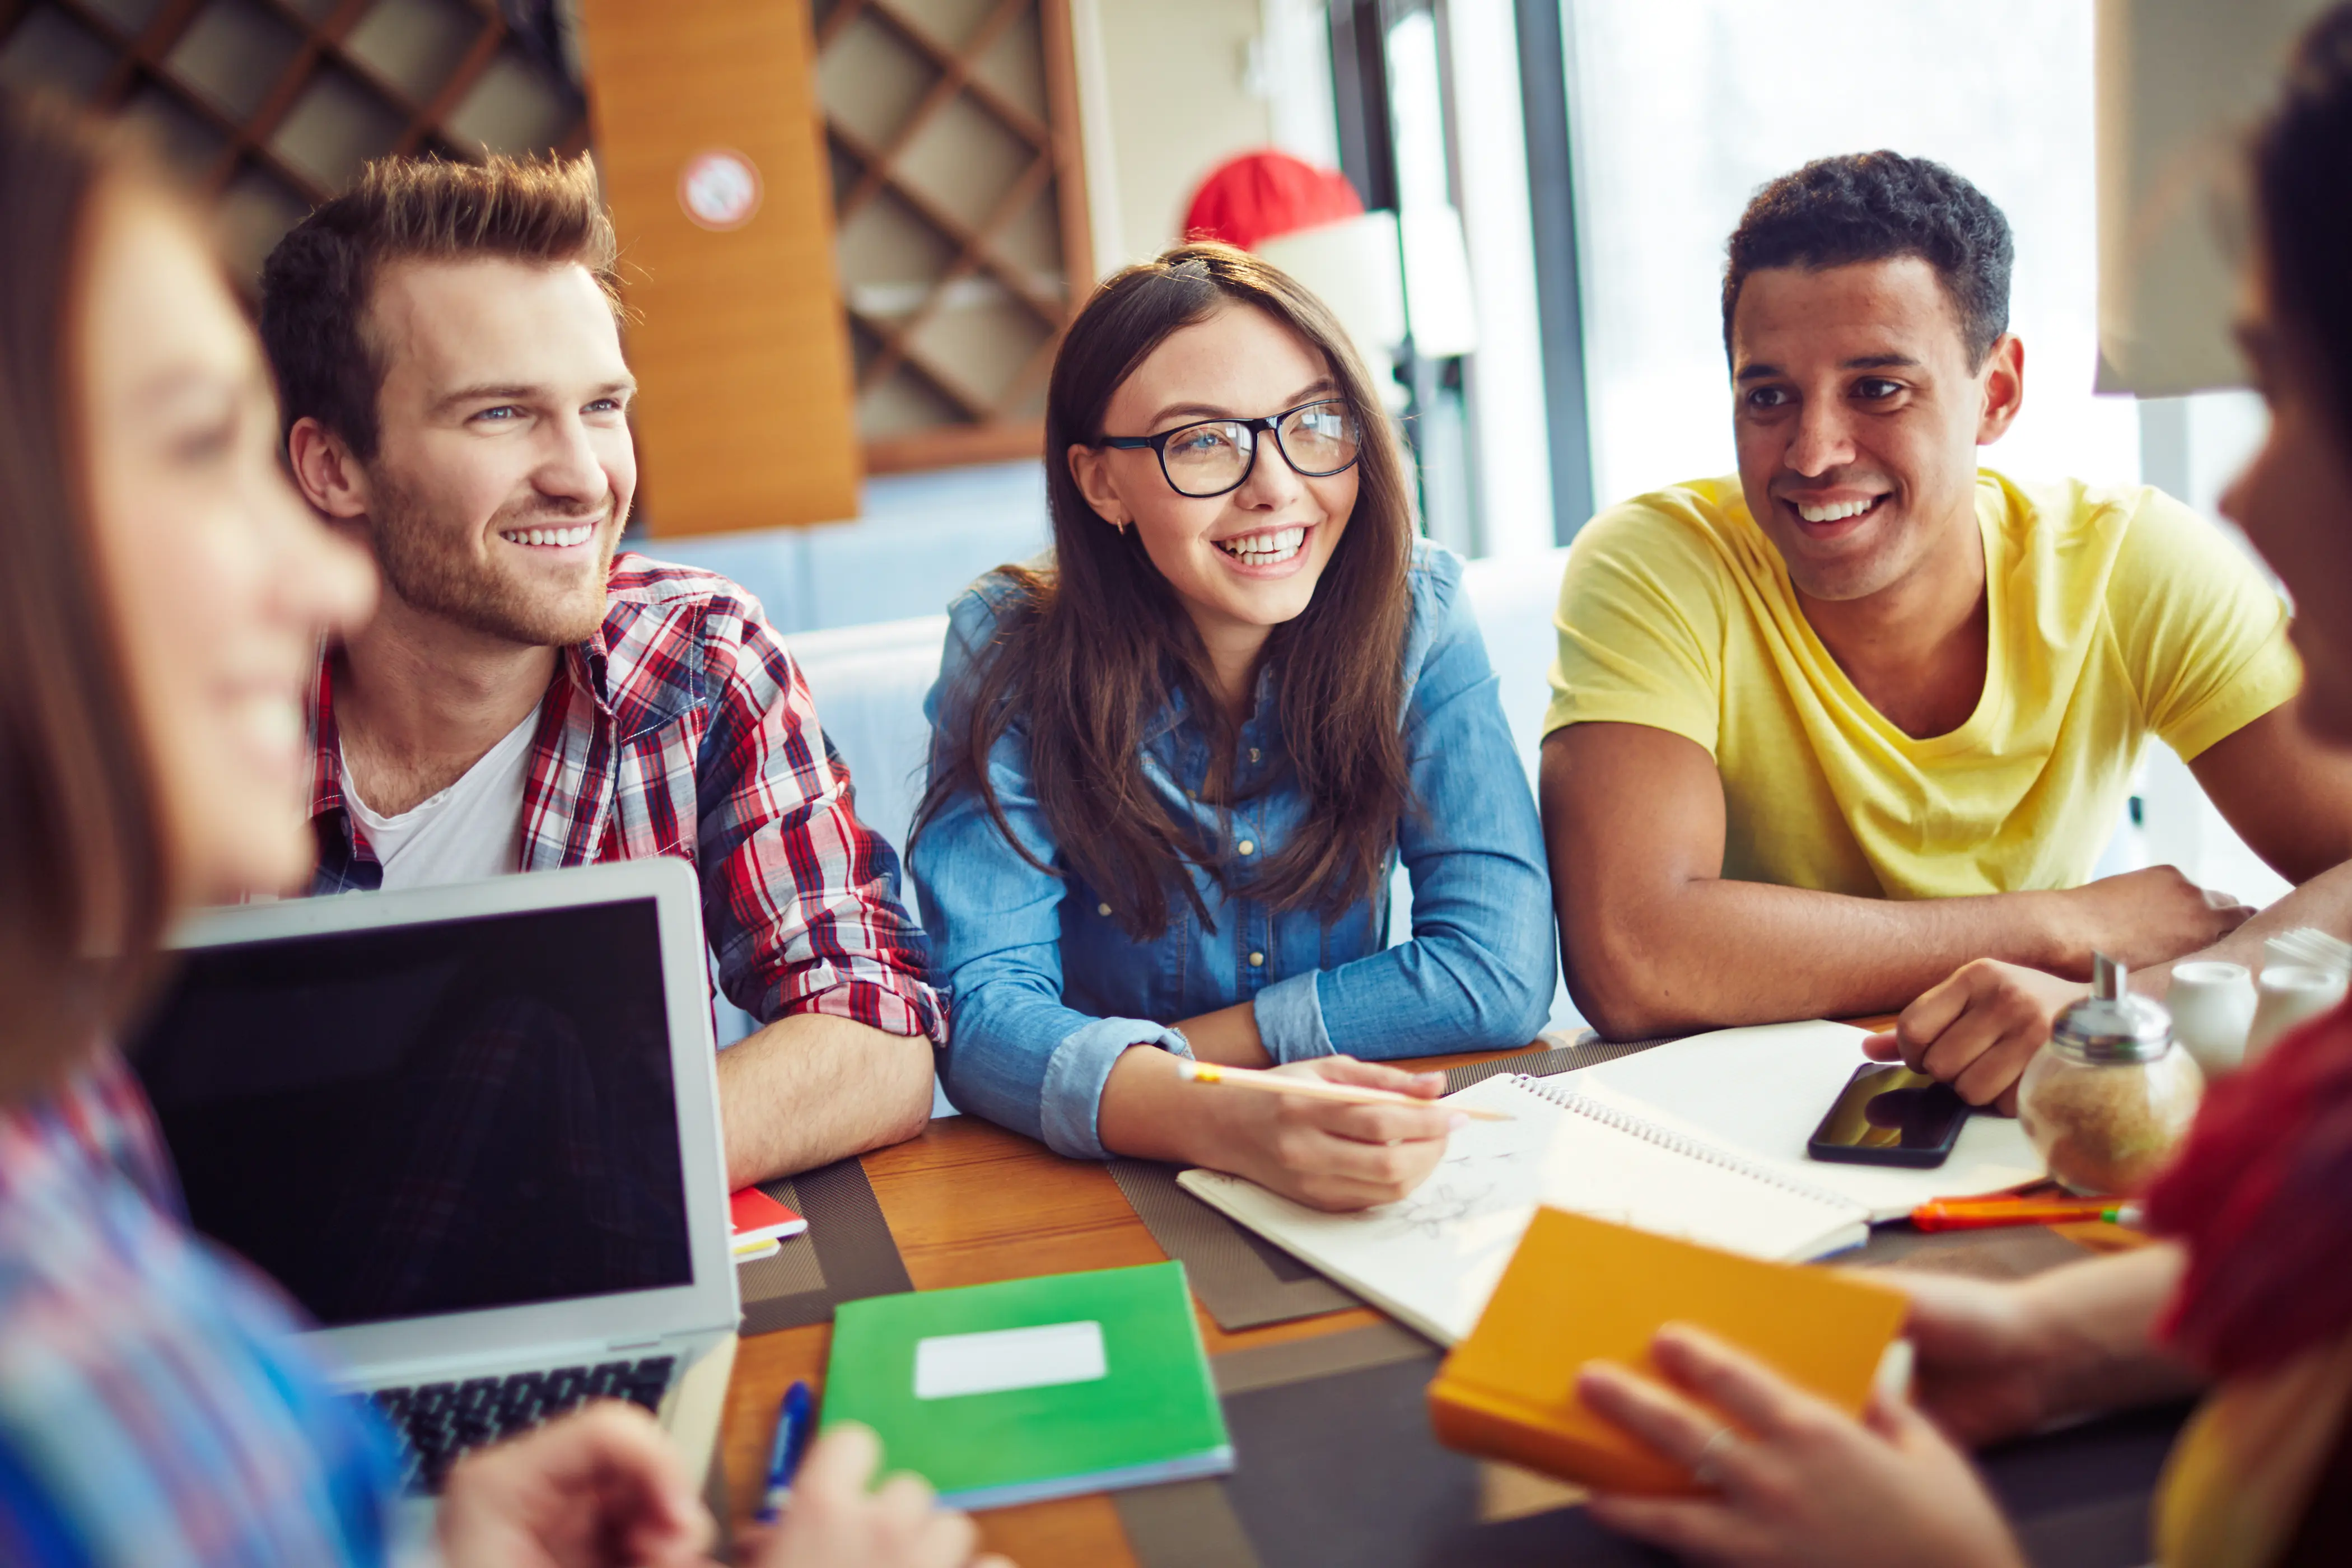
[
  {"left": 1067, "top": 0, "right": 1346, "bottom": 278},
  {"left": 1068, "top": 0, "right": 1275, "bottom": 273},
  {"left": 2131, "top": 390, "right": 2293, "bottom": 909},
  {"left": 1563, "top": 0, "right": 2139, "bottom": 510},
  {"left": 2095, "top": 0, "right": 2333, "bottom": 396},
  {"left": 1256, "top": 0, "right": 1342, "bottom": 169},
  {"left": 1446, "top": 0, "right": 1556, "bottom": 557}
]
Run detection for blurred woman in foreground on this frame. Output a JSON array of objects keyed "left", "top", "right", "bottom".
[
  {"left": 1571, "top": 11, "right": 2352, "bottom": 1566},
  {"left": 0, "top": 89, "right": 998, "bottom": 1568}
]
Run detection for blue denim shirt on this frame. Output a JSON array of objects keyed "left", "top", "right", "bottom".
[{"left": 910, "top": 541, "right": 1556, "bottom": 1159}]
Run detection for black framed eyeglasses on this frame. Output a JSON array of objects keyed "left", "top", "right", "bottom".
[{"left": 1099, "top": 397, "right": 1363, "bottom": 499}]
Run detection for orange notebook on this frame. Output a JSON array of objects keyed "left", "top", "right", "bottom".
[{"left": 1427, "top": 1207, "right": 1909, "bottom": 1495}]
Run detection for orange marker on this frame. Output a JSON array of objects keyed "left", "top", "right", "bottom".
[{"left": 1910, "top": 1196, "right": 2144, "bottom": 1231}]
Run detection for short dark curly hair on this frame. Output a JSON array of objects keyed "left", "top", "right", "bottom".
[
  {"left": 1721, "top": 151, "right": 2013, "bottom": 368},
  {"left": 259, "top": 152, "right": 619, "bottom": 460}
]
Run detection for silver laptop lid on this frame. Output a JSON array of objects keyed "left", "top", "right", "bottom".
[{"left": 132, "top": 859, "right": 739, "bottom": 1378}]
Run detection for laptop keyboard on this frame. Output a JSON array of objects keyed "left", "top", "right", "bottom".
[{"left": 365, "top": 1355, "right": 677, "bottom": 1494}]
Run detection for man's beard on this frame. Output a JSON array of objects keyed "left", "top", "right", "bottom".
[{"left": 367, "top": 474, "right": 618, "bottom": 647}]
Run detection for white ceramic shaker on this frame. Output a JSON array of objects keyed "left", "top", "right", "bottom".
[
  {"left": 2164, "top": 960, "right": 2257, "bottom": 1077},
  {"left": 2245, "top": 963, "right": 2349, "bottom": 1065}
]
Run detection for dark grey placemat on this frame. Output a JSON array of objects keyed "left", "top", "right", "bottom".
[
  {"left": 1117, "top": 1479, "right": 1264, "bottom": 1568},
  {"left": 735, "top": 1156, "right": 913, "bottom": 1336},
  {"left": 1851, "top": 1219, "right": 2097, "bottom": 1278},
  {"left": 1220, "top": 1349, "right": 1480, "bottom": 1567},
  {"left": 1211, "top": 1320, "right": 1441, "bottom": 1396},
  {"left": 1122, "top": 1343, "right": 2186, "bottom": 1568},
  {"left": 1117, "top": 1324, "right": 1441, "bottom": 1568},
  {"left": 1110, "top": 1159, "right": 1361, "bottom": 1330},
  {"left": 1441, "top": 1031, "right": 1690, "bottom": 1094},
  {"left": 1118, "top": 1347, "right": 1660, "bottom": 1568}
]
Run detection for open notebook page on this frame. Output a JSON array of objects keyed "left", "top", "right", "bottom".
[
  {"left": 1565, "top": 1020, "right": 2045, "bottom": 1221},
  {"left": 1175, "top": 1071, "right": 1866, "bottom": 1345}
]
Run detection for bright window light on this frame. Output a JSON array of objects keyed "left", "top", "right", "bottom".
[{"left": 1562, "top": 0, "right": 2140, "bottom": 511}]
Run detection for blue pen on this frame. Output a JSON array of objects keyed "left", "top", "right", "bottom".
[{"left": 755, "top": 1380, "right": 814, "bottom": 1525}]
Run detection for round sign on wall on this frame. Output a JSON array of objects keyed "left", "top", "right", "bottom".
[{"left": 679, "top": 149, "right": 762, "bottom": 231}]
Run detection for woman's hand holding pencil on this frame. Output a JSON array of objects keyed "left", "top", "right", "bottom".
[
  {"left": 1177, "top": 1059, "right": 1513, "bottom": 1120},
  {"left": 1142, "top": 1055, "right": 1462, "bottom": 1214}
]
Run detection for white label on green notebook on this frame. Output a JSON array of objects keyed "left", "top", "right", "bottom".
[{"left": 912, "top": 1320, "right": 1107, "bottom": 1401}]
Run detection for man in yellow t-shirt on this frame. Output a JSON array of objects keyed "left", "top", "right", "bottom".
[{"left": 1542, "top": 152, "right": 2352, "bottom": 1085}]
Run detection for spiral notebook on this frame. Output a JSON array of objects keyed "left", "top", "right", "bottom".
[{"left": 1177, "top": 1021, "right": 2044, "bottom": 1345}]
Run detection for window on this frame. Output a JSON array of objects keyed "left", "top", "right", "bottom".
[{"left": 1560, "top": 0, "right": 2139, "bottom": 511}]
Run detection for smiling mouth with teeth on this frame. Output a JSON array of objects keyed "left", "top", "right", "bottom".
[
  {"left": 1215, "top": 524, "right": 1308, "bottom": 565},
  {"left": 500, "top": 522, "right": 599, "bottom": 548},
  {"left": 1790, "top": 495, "right": 1888, "bottom": 525}
]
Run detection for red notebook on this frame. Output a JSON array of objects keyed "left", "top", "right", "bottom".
[{"left": 730, "top": 1187, "right": 808, "bottom": 1248}]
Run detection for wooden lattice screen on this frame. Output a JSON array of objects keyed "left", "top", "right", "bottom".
[
  {"left": 0, "top": 0, "right": 586, "bottom": 281},
  {"left": 815, "top": 0, "right": 1091, "bottom": 473},
  {"left": 1, "top": 0, "right": 1090, "bottom": 481}
]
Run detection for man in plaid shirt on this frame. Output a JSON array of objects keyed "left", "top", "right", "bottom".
[{"left": 256, "top": 153, "right": 944, "bottom": 1189}]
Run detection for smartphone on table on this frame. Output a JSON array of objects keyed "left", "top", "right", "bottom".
[{"left": 1807, "top": 1061, "right": 1971, "bottom": 1168}]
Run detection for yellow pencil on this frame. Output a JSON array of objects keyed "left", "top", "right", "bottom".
[{"left": 1174, "top": 1060, "right": 1515, "bottom": 1121}]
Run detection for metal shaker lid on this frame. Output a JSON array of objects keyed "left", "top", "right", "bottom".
[{"left": 2050, "top": 953, "right": 2174, "bottom": 1064}]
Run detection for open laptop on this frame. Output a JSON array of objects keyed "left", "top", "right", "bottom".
[{"left": 128, "top": 858, "right": 739, "bottom": 1524}]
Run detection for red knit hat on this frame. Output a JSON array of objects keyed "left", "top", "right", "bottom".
[{"left": 1182, "top": 150, "right": 1365, "bottom": 252}]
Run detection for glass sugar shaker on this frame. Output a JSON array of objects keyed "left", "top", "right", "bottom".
[{"left": 2016, "top": 954, "right": 2204, "bottom": 1197}]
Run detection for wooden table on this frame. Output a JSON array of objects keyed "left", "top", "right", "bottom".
[
  {"left": 718, "top": 1107, "right": 1411, "bottom": 1564},
  {"left": 714, "top": 1028, "right": 2118, "bottom": 1565}
]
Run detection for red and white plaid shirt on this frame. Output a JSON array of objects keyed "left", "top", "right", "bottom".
[{"left": 306, "top": 553, "right": 944, "bottom": 1046}]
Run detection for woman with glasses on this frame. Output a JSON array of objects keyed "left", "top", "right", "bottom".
[{"left": 910, "top": 244, "right": 1553, "bottom": 1210}]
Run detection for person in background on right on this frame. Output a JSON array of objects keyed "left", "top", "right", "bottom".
[
  {"left": 1542, "top": 148, "right": 2352, "bottom": 1086},
  {"left": 1569, "top": 10, "right": 2352, "bottom": 1565}
]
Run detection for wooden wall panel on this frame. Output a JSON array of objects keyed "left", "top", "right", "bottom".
[
  {"left": 0, "top": 0, "right": 588, "bottom": 283},
  {"left": 577, "top": 0, "right": 859, "bottom": 535},
  {"left": 816, "top": 0, "right": 1091, "bottom": 474}
]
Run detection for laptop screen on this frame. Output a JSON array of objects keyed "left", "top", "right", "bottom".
[{"left": 132, "top": 898, "right": 697, "bottom": 1329}]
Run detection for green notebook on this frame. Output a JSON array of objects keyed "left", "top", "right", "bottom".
[{"left": 819, "top": 1261, "right": 1232, "bottom": 1510}]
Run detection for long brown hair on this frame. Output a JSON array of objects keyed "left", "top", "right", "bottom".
[
  {"left": 916, "top": 242, "right": 1417, "bottom": 939},
  {"left": 0, "top": 90, "right": 169, "bottom": 1092}
]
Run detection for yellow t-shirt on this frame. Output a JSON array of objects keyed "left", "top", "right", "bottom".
[{"left": 1542, "top": 470, "right": 2300, "bottom": 900}]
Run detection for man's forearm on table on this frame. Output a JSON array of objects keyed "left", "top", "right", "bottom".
[
  {"left": 2144, "top": 856, "right": 2352, "bottom": 995},
  {"left": 716, "top": 1012, "right": 936, "bottom": 1189},
  {"left": 1569, "top": 878, "right": 2069, "bottom": 1038}
]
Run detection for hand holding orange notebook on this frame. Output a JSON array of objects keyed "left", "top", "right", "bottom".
[{"left": 1428, "top": 1208, "right": 1910, "bottom": 1495}]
